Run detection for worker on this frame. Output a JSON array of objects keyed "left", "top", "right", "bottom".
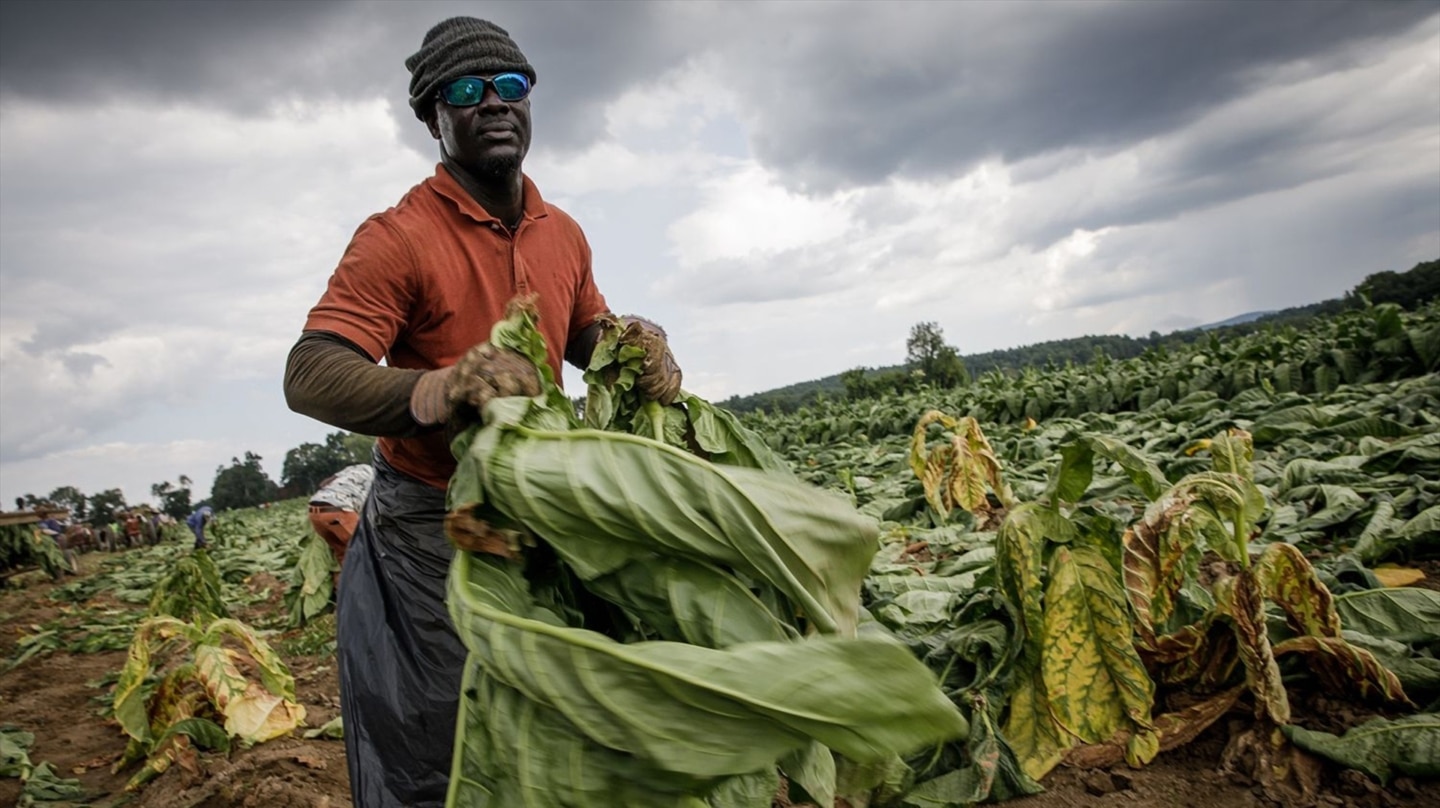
[
  {"left": 186, "top": 505, "right": 214, "bottom": 549},
  {"left": 283, "top": 16, "right": 682, "bottom": 808},
  {"left": 306, "top": 463, "right": 375, "bottom": 582},
  {"left": 122, "top": 510, "right": 144, "bottom": 548}
]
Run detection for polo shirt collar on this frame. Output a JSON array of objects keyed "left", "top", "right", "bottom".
[{"left": 430, "top": 163, "right": 550, "bottom": 226}]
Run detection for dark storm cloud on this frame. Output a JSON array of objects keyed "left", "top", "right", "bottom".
[
  {"left": 0, "top": 0, "right": 697, "bottom": 157},
  {"left": 734, "top": 1, "right": 1437, "bottom": 191}
]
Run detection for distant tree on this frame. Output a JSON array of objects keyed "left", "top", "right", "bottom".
[
  {"left": 282, "top": 431, "right": 372, "bottom": 495},
  {"left": 150, "top": 475, "right": 194, "bottom": 520},
  {"left": 45, "top": 485, "right": 88, "bottom": 520},
  {"left": 906, "top": 322, "right": 969, "bottom": 388},
  {"left": 1350, "top": 259, "right": 1439, "bottom": 310},
  {"left": 841, "top": 368, "right": 874, "bottom": 400},
  {"left": 211, "top": 452, "right": 279, "bottom": 511},
  {"left": 338, "top": 431, "right": 376, "bottom": 464},
  {"left": 87, "top": 488, "right": 127, "bottom": 526}
]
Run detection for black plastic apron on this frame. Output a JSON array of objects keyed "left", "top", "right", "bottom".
[{"left": 337, "top": 451, "right": 468, "bottom": 808}]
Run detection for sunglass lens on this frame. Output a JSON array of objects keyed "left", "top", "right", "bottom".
[
  {"left": 493, "top": 73, "right": 530, "bottom": 101},
  {"left": 442, "top": 77, "right": 484, "bottom": 106}
]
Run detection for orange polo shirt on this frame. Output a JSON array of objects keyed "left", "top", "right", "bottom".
[{"left": 304, "top": 165, "right": 609, "bottom": 489}]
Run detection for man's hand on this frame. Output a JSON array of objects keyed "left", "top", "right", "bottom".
[
  {"left": 409, "top": 342, "right": 542, "bottom": 429},
  {"left": 616, "top": 316, "right": 683, "bottom": 405}
]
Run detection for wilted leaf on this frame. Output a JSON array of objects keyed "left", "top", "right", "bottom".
[
  {"left": 1252, "top": 542, "right": 1341, "bottom": 638},
  {"left": 1064, "top": 686, "right": 1242, "bottom": 769},
  {"left": 1271, "top": 635, "right": 1411, "bottom": 708},
  {"left": 1224, "top": 571, "right": 1290, "bottom": 723}
]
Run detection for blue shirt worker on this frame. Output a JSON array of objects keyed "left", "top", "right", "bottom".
[{"left": 186, "top": 506, "right": 214, "bottom": 549}]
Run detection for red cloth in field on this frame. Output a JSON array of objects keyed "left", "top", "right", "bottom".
[{"left": 304, "top": 165, "right": 608, "bottom": 489}]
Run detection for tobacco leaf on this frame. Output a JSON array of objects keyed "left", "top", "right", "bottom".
[
  {"left": 1224, "top": 571, "right": 1290, "bottom": 723},
  {"left": 1283, "top": 714, "right": 1440, "bottom": 785},
  {"left": 1252, "top": 542, "right": 1341, "bottom": 638},
  {"left": 1003, "top": 668, "right": 1070, "bottom": 782},
  {"left": 1040, "top": 546, "right": 1155, "bottom": 745},
  {"left": 1064, "top": 686, "right": 1243, "bottom": 769},
  {"left": 1122, "top": 493, "right": 1201, "bottom": 648},
  {"left": 1271, "top": 636, "right": 1412, "bottom": 708}
]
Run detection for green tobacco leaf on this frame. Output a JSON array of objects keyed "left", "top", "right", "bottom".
[
  {"left": 1272, "top": 636, "right": 1411, "bottom": 708},
  {"left": 1049, "top": 434, "right": 1167, "bottom": 504},
  {"left": 681, "top": 392, "right": 787, "bottom": 472},
  {"left": 458, "top": 397, "right": 880, "bottom": 637},
  {"left": 1401, "top": 505, "right": 1439, "bottom": 540},
  {"left": 302, "top": 715, "right": 344, "bottom": 740},
  {"left": 112, "top": 617, "right": 186, "bottom": 744},
  {"left": 286, "top": 532, "right": 337, "bottom": 628},
  {"left": 1209, "top": 429, "right": 1255, "bottom": 481},
  {"left": 446, "top": 552, "right": 967, "bottom": 806},
  {"left": 1283, "top": 715, "right": 1440, "bottom": 785},
  {"left": 1334, "top": 587, "right": 1440, "bottom": 645},
  {"left": 1040, "top": 546, "right": 1154, "bottom": 745},
  {"left": 1252, "top": 542, "right": 1341, "bottom": 638}
]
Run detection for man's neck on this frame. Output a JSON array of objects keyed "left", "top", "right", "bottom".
[{"left": 443, "top": 156, "right": 525, "bottom": 228}]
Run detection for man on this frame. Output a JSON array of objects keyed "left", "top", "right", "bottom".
[
  {"left": 306, "top": 463, "right": 374, "bottom": 577},
  {"left": 186, "top": 505, "right": 213, "bottom": 549},
  {"left": 283, "top": 17, "right": 682, "bottom": 808}
]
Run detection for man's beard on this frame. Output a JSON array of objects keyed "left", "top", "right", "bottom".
[{"left": 476, "top": 153, "right": 521, "bottom": 180}]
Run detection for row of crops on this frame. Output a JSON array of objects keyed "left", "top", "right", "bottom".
[{"left": 735, "top": 301, "right": 1439, "bottom": 804}]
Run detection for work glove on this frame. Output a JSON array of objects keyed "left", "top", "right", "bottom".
[
  {"left": 613, "top": 315, "right": 683, "bottom": 405},
  {"left": 410, "top": 342, "right": 542, "bottom": 429}
]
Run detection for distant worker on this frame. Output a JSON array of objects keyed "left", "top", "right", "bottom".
[
  {"left": 307, "top": 464, "right": 376, "bottom": 582},
  {"left": 186, "top": 506, "right": 215, "bottom": 549},
  {"left": 123, "top": 510, "right": 144, "bottom": 548}
]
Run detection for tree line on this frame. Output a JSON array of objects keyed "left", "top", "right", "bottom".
[
  {"left": 12, "top": 431, "right": 376, "bottom": 524},
  {"left": 722, "top": 258, "right": 1439, "bottom": 413}
]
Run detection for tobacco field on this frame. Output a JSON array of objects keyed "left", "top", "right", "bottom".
[{"left": 2, "top": 300, "right": 1439, "bottom": 808}]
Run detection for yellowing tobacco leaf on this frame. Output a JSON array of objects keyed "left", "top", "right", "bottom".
[
  {"left": 1252, "top": 542, "right": 1341, "bottom": 638},
  {"left": 1040, "top": 546, "right": 1155, "bottom": 745},
  {"left": 193, "top": 644, "right": 305, "bottom": 743},
  {"left": 910, "top": 411, "right": 1014, "bottom": 520},
  {"left": 1004, "top": 669, "right": 1070, "bottom": 781},
  {"left": 1373, "top": 566, "right": 1426, "bottom": 588}
]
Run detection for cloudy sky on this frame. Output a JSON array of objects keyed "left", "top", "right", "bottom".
[{"left": 1, "top": 0, "right": 1437, "bottom": 509}]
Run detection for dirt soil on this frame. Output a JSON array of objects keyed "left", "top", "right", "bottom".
[
  {"left": 1, "top": 557, "right": 350, "bottom": 808},
  {"left": 4, "top": 555, "right": 1437, "bottom": 808}
]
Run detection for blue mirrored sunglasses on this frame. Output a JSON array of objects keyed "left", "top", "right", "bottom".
[{"left": 439, "top": 73, "right": 532, "bottom": 106}]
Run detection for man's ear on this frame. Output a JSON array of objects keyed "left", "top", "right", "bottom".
[{"left": 423, "top": 104, "right": 442, "bottom": 140}]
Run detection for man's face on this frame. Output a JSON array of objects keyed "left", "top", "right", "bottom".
[{"left": 425, "top": 75, "right": 532, "bottom": 177}]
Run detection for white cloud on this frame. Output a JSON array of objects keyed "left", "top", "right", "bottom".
[{"left": 0, "top": 97, "right": 428, "bottom": 467}]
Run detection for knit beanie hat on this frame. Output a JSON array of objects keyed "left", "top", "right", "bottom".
[{"left": 406, "top": 17, "right": 536, "bottom": 120}]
